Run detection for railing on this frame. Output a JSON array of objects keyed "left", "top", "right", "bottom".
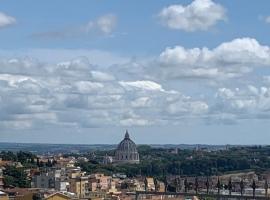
[
  {"left": 135, "top": 191, "right": 270, "bottom": 200},
  {"left": 140, "top": 177, "right": 270, "bottom": 199}
]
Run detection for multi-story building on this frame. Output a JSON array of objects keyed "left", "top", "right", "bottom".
[
  {"left": 31, "top": 169, "right": 68, "bottom": 191},
  {"left": 88, "top": 174, "right": 114, "bottom": 192},
  {"left": 31, "top": 172, "right": 54, "bottom": 189},
  {"left": 68, "top": 177, "right": 89, "bottom": 198},
  {"left": 0, "top": 169, "right": 4, "bottom": 189}
]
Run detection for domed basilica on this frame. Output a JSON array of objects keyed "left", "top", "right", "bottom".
[{"left": 114, "top": 130, "right": 140, "bottom": 164}]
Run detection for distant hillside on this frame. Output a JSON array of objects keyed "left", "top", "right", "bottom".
[{"left": 0, "top": 142, "right": 244, "bottom": 154}]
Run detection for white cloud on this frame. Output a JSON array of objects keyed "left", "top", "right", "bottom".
[
  {"left": 96, "top": 14, "right": 117, "bottom": 34},
  {"left": 33, "top": 14, "right": 117, "bottom": 39},
  {"left": 91, "top": 71, "right": 115, "bottom": 82},
  {"left": 84, "top": 14, "right": 117, "bottom": 35},
  {"left": 119, "top": 110, "right": 152, "bottom": 126},
  {"left": 131, "top": 97, "right": 150, "bottom": 108},
  {"left": 158, "top": 0, "right": 226, "bottom": 32},
  {"left": 167, "top": 100, "right": 208, "bottom": 115},
  {"left": 73, "top": 81, "right": 104, "bottom": 94},
  {"left": 119, "top": 80, "right": 165, "bottom": 92},
  {"left": 158, "top": 38, "right": 270, "bottom": 80},
  {"left": 264, "top": 16, "right": 270, "bottom": 24},
  {"left": 0, "top": 12, "right": 16, "bottom": 28},
  {"left": 0, "top": 74, "right": 37, "bottom": 87},
  {"left": 120, "top": 118, "right": 151, "bottom": 126}
]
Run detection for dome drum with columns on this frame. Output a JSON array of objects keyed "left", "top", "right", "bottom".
[{"left": 114, "top": 130, "right": 140, "bottom": 164}]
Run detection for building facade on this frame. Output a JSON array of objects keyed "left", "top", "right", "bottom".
[
  {"left": 0, "top": 191, "right": 8, "bottom": 200},
  {"left": 68, "top": 177, "right": 89, "bottom": 198}
]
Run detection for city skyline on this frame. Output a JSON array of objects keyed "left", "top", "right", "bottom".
[{"left": 1, "top": 0, "right": 270, "bottom": 144}]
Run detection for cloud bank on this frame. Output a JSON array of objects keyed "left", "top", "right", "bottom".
[{"left": 0, "top": 56, "right": 208, "bottom": 130}]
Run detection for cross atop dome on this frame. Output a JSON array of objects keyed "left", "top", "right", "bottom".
[{"left": 124, "top": 130, "right": 130, "bottom": 139}]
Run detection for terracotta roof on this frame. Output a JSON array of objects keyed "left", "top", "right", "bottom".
[{"left": 0, "top": 161, "right": 12, "bottom": 167}]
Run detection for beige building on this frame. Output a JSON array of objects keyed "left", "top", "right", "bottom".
[
  {"left": 89, "top": 174, "right": 111, "bottom": 191},
  {"left": 0, "top": 191, "right": 8, "bottom": 200},
  {"left": 68, "top": 177, "right": 89, "bottom": 198},
  {"left": 145, "top": 178, "right": 155, "bottom": 191},
  {"left": 1, "top": 188, "right": 38, "bottom": 200},
  {"left": 67, "top": 168, "right": 85, "bottom": 179},
  {"left": 54, "top": 157, "right": 76, "bottom": 168}
]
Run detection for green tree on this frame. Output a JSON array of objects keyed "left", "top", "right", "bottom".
[{"left": 3, "top": 166, "right": 30, "bottom": 188}]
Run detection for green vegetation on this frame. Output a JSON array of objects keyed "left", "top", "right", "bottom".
[
  {"left": 3, "top": 166, "right": 30, "bottom": 188},
  {"left": 0, "top": 151, "right": 37, "bottom": 164},
  {"left": 76, "top": 145, "right": 270, "bottom": 177},
  {"left": 1, "top": 151, "right": 37, "bottom": 188}
]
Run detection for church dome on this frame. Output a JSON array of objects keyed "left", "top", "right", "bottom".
[
  {"left": 114, "top": 130, "right": 140, "bottom": 164},
  {"left": 117, "top": 131, "right": 137, "bottom": 152}
]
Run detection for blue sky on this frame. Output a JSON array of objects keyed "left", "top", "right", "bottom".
[{"left": 1, "top": 0, "right": 270, "bottom": 144}]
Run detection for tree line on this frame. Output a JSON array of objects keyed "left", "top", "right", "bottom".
[{"left": 76, "top": 145, "right": 270, "bottom": 177}]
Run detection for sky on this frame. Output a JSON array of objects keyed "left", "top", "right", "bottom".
[{"left": 1, "top": 0, "right": 270, "bottom": 144}]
